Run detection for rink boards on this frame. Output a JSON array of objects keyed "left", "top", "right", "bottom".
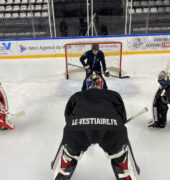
[{"left": 1, "top": 33, "right": 170, "bottom": 59}]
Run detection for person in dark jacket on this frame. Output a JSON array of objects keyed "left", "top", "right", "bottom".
[
  {"left": 51, "top": 73, "right": 140, "bottom": 180},
  {"left": 60, "top": 19, "right": 68, "bottom": 37},
  {"left": 80, "top": 43, "right": 110, "bottom": 90}
]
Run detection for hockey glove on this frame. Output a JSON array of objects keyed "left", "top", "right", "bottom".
[
  {"left": 85, "top": 65, "right": 91, "bottom": 73},
  {"left": 104, "top": 70, "right": 110, "bottom": 77}
]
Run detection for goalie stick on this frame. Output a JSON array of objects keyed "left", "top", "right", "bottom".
[
  {"left": 67, "top": 63, "right": 130, "bottom": 79},
  {"left": 126, "top": 107, "right": 148, "bottom": 124}
]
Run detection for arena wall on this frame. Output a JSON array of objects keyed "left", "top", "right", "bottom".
[{"left": 0, "top": 34, "right": 170, "bottom": 59}]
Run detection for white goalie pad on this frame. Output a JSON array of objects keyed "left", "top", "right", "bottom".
[
  {"left": 51, "top": 145, "right": 83, "bottom": 179},
  {"left": 107, "top": 145, "right": 139, "bottom": 180}
]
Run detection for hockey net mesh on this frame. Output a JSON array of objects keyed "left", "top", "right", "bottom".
[{"left": 65, "top": 42, "right": 122, "bottom": 79}]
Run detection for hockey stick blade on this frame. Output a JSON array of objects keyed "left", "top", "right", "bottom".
[
  {"left": 120, "top": 76, "right": 130, "bottom": 79},
  {"left": 109, "top": 74, "right": 130, "bottom": 79},
  {"left": 11, "top": 111, "right": 25, "bottom": 119},
  {"left": 126, "top": 107, "right": 148, "bottom": 124},
  {"left": 147, "top": 119, "right": 155, "bottom": 127}
]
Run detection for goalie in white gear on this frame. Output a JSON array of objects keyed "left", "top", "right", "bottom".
[
  {"left": 0, "top": 83, "right": 14, "bottom": 130},
  {"left": 51, "top": 73, "right": 140, "bottom": 180}
]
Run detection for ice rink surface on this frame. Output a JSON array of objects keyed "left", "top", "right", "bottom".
[{"left": 0, "top": 54, "right": 170, "bottom": 180}]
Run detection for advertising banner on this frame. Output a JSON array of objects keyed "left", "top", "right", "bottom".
[{"left": 0, "top": 34, "right": 170, "bottom": 59}]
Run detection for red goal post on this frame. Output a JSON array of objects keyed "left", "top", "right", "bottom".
[{"left": 64, "top": 41, "right": 123, "bottom": 79}]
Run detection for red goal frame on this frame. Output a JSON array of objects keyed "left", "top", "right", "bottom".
[{"left": 64, "top": 41, "right": 123, "bottom": 79}]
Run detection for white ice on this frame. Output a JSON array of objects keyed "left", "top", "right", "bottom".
[{"left": 0, "top": 54, "right": 170, "bottom": 180}]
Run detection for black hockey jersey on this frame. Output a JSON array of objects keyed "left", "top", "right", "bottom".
[
  {"left": 64, "top": 89, "right": 127, "bottom": 131},
  {"left": 80, "top": 50, "right": 107, "bottom": 72}
]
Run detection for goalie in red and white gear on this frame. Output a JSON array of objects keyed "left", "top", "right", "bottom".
[
  {"left": 51, "top": 73, "right": 140, "bottom": 180},
  {"left": 0, "top": 83, "right": 14, "bottom": 131}
]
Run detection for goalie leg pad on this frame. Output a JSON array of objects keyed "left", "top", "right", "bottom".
[
  {"left": 108, "top": 145, "right": 139, "bottom": 180},
  {"left": 156, "top": 96, "right": 168, "bottom": 127},
  {"left": 52, "top": 145, "right": 83, "bottom": 180},
  {"left": 148, "top": 95, "right": 168, "bottom": 128},
  {"left": 0, "top": 120, "right": 14, "bottom": 130}
]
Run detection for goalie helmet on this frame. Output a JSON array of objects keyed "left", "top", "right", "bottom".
[
  {"left": 86, "top": 72, "right": 103, "bottom": 89},
  {"left": 158, "top": 71, "right": 167, "bottom": 81},
  {"left": 158, "top": 71, "right": 170, "bottom": 89}
]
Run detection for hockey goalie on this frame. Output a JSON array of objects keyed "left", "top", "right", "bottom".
[
  {"left": 0, "top": 83, "right": 14, "bottom": 131},
  {"left": 148, "top": 70, "right": 170, "bottom": 128},
  {"left": 51, "top": 72, "right": 140, "bottom": 180}
]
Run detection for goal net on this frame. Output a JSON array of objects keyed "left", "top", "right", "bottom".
[{"left": 64, "top": 41, "right": 123, "bottom": 79}]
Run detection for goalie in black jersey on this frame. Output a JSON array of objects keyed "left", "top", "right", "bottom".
[
  {"left": 51, "top": 73, "right": 140, "bottom": 180},
  {"left": 80, "top": 43, "right": 110, "bottom": 90},
  {"left": 148, "top": 71, "right": 170, "bottom": 128}
]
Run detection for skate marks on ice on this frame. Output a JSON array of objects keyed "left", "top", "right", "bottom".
[
  {"left": 57, "top": 80, "right": 82, "bottom": 97},
  {"left": 57, "top": 78, "right": 139, "bottom": 97},
  {"left": 107, "top": 78, "right": 139, "bottom": 96}
]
